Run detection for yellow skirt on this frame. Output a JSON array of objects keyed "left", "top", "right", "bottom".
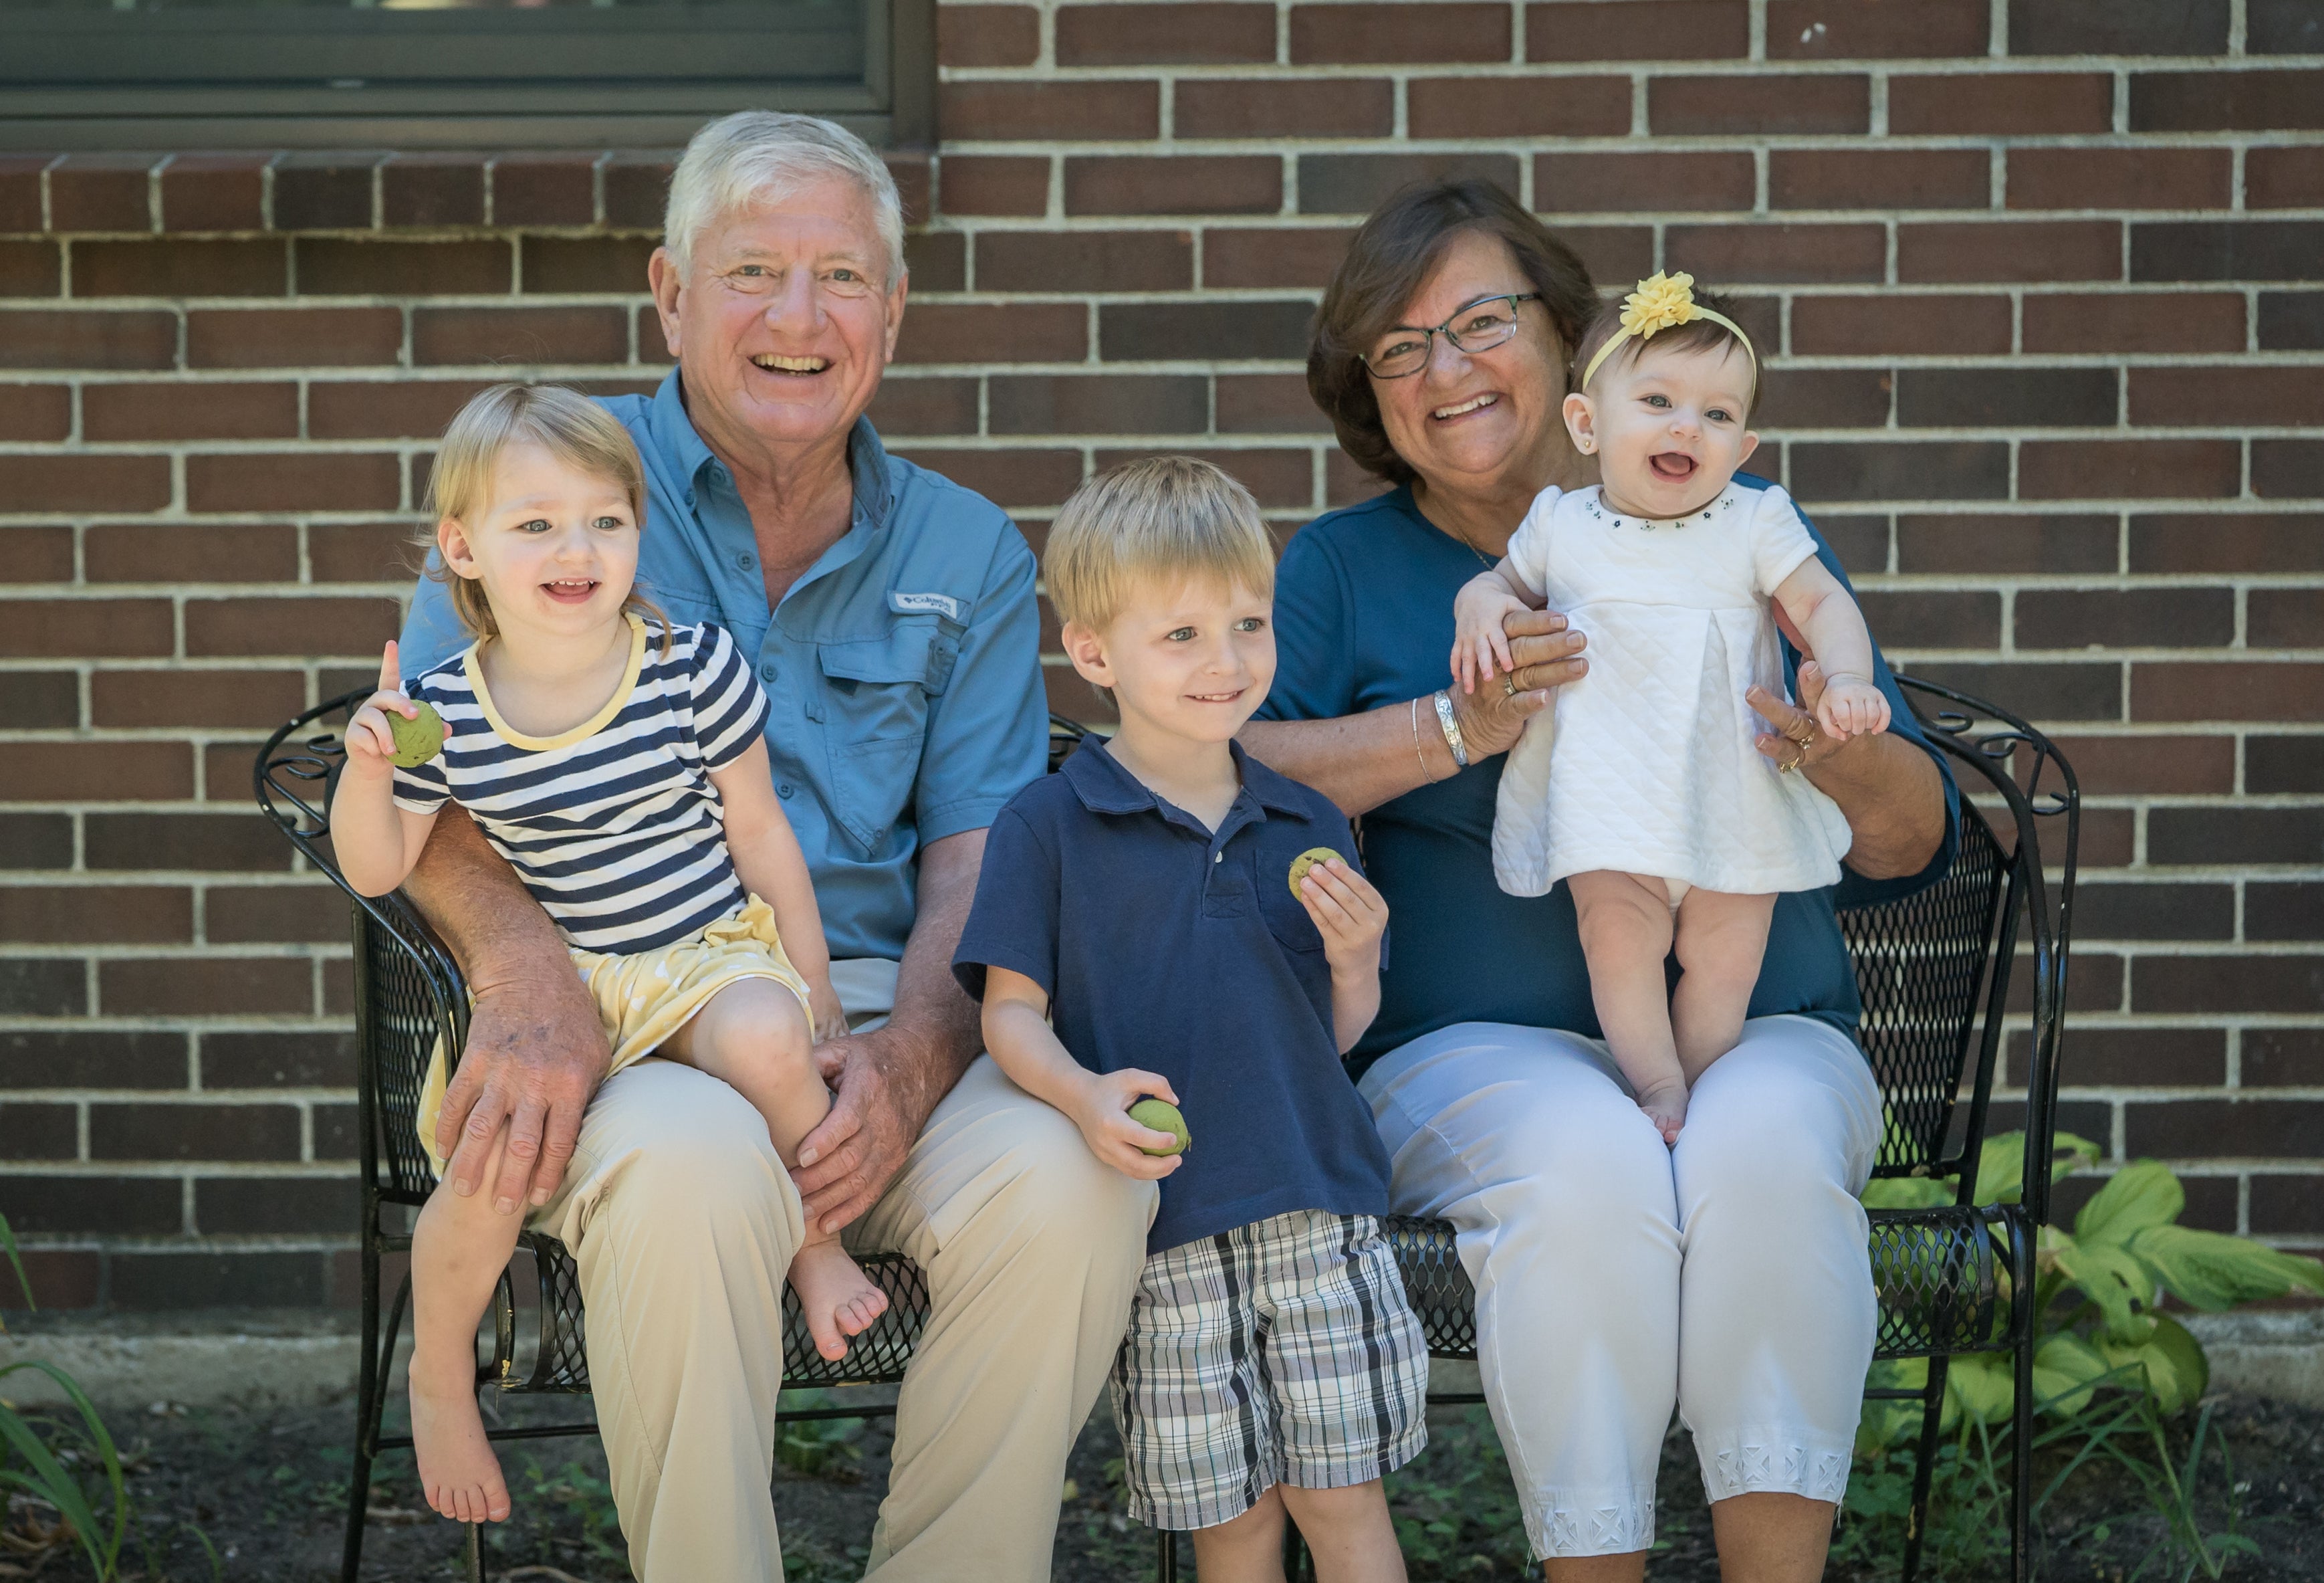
[{"left": 414, "top": 896, "right": 814, "bottom": 1178}]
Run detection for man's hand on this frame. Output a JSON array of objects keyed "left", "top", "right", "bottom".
[
  {"left": 793, "top": 1025, "right": 941, "bottom": 1237},
  {"left": 437, "top": 968, "right": 612, "bottom": 1213}
]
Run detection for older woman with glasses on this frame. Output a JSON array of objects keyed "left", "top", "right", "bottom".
[{"left": 1240, "top": 181, "right": 1960, "bottom": 1582}]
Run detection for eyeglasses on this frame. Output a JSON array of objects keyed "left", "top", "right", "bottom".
[{"left": 1361, "top": 294, "right": 1540, "bottom": 379}]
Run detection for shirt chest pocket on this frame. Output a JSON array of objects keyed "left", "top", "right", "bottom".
[
  {"left": 815, "top": 618, "right": 959, "bottom": 853},
  {"left": 1254, "top": 851, "right": 1326, "bottom": 954}
]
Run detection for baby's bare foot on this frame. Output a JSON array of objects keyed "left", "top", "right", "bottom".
[
  {"left": 409, "top": 1344, "right": 509, "bottom": 1525},
  {"left": 1635, "top": 1078, "right": 1690, "bottom": 1146},
  {"left": 790, "top": 1239, "right": 891, "bottom": 1362}
]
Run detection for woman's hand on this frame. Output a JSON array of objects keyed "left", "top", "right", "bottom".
[
  {"left": 1748, "top": 659, "right": 1863, "bottom": 775},
  {"left": 1749, "top": 659, "right": 1849, "bottom": 774},
  {"left": 1068, "top": 1069, "right": 1185, "bottom": 1182},
  {"left": 1448, "top": 607, "right": 1588, "bottom": 760}
]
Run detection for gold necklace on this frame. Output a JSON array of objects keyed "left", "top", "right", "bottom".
[{"left": 1416, "top": 486, "right": 1500, "bottom": 572}]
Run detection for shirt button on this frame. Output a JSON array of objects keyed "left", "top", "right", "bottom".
[
  {"left": 1213, "top": 852, "right": 1223, "bottom": 863},
  {"left": 778, "top": 782, "right": 795, "bottom": 800},
  {"left": 760, "top": 661, "right": 778, "bottom": 682},
  {"left": 737, "top": 552, "right": 757, "bottom": 572}
]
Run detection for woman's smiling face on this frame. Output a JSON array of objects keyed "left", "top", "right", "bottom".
[{"left": 1368, "top": 229, "right": 1573, "bottom": 496}]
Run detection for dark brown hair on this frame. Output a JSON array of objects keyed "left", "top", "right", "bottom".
[
  {"left": 1307, "top": 180, "right": 1599, "bottom": 487},
  {"left": 1571, "top": 284, "right": 1763, "bottom": 422}
]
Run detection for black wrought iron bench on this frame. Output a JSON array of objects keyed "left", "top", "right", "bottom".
[{"left": 257, "top": 677, "right": 2074, "bottom": 1583}]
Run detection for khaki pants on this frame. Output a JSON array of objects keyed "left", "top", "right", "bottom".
[{"left": 530, "top": 957, "right": 1157, "bottom": 1581}]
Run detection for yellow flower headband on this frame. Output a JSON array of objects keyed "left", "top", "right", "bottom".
[{"left": 1579, "top": 271, "right": 1757, "bottom": 389}]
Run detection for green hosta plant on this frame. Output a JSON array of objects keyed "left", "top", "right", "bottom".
[
  {"left": 1861, "top": 1131, "right": 2324, "bottom": 1448},
  {"left": 0, "top": 1211, "right": 132, "bottom": 1580}
]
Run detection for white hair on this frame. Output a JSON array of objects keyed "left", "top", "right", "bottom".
[{"left": 663, "top": 110, "right": 907, "bottom": 288}]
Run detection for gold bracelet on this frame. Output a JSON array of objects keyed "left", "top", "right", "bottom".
[{"left": 1410, "top": 696, "right": 1433, "bottom": 782}]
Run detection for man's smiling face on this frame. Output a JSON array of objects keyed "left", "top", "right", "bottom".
[{"left": 652, "top": 174, "right": 906, "bottom": 461}]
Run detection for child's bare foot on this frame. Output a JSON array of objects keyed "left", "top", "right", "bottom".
[
  {"left": 409, "top": 1342, "right": 510, "bottom": 1525},
  {"left": 789, "top": 1238, "right": 890, "bottom": 1362},
  {"left": 1635, "top": 1077, "right": 1689, "bottom": 1146}
]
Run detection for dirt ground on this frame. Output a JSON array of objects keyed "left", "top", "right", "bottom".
[{"left": 9, "top": 1386, "right": 2321, "bottom": 1580}]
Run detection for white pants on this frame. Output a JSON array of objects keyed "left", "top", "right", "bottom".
[{"left": 1359, "top": 1015, "right": 1881, "bottom": 1559}]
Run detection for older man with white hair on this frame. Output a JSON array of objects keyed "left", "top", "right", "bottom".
[{"left": 396, "top": 111, "right": 1153, "bottom": 1580}]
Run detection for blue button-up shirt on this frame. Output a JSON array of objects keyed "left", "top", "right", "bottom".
[{"left": 400, "top": 370, "right": 1048, "bottom": 963}]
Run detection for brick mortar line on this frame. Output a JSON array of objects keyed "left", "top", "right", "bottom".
[
  {"left": 2, "top": 1099, "right": 356, "bottom": 1111},
  {"left": 927, "top": 131, "right": 2324, "bottom": 157},
  {"left": 4, "top": 279, "right": 2322, "bottom": 306},
  {"left": 1, "top": 435, "right": 2307, "bottom": 456},
  {"left": 931, "top": 56, "right": 2324, "bottom": 79}
]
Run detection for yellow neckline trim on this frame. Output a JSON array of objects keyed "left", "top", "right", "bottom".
[{"left": 465, "top": 613, "right": 648, "bottom": 752}]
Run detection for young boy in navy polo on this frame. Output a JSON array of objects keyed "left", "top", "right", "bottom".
[{"left": 953, "top": 457, "right": 1426, "bottom": 1581}]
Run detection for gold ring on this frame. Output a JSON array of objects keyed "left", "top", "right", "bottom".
[
  {"left": 1502, "top": 675, "right": 1519, "bottom": 698},
  {"left": 1780, "top": 751, "right": 1804, "bottom": 774}
]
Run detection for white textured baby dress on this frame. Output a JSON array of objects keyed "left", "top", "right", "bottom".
[{"left": 1491, "top": 479, "right": 1855, "bottom": 899}]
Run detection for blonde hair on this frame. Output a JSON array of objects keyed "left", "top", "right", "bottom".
[
  {"left": 1044, "top": 457, "right": 1275, "bottom": 633},
  {"left": 665, "top": 110, "right": 906, "bottom": 288},
  {"left": 421, "top": 383, "right": 668, "bottom": 649}
]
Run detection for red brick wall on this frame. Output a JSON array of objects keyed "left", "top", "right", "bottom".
[{"left": 2, "top": 0, "right": 2319, "bottom": 1310}]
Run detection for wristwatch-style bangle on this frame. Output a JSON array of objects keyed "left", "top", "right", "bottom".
[{"left": 1432, "top": 690, "right": 1470, "bottom": 769}]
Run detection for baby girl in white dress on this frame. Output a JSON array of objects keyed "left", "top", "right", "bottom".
[{"left": 1452, "top": 273, "right": 1891, "bottom": 1144}]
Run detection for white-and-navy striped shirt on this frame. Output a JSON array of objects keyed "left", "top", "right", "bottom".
[{"left": 391, "top": 617, "right": 770, "bottom": 954}]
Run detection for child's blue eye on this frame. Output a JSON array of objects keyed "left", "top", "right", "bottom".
[
  {"left": 594, "top": 516, "right": 626, "bottom": 531},
  {"left": 1167, "top": 627, "right": 1195, "bottom": 642},
  {"left": 1706, "top": 408, "right": 1733, "bottom": 424},
  {"left": 1234, "top": 617, "right": 1265, "bottom": 633},
  {"left": 1645, "top": 393, "right": 1670, "bottom": 408},
  {"left": 519, "top": 518, "right": 551, "bottom": 533}
]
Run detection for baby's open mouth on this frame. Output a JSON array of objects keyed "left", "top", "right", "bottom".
[
  {"left": 751, "top": 354, "right": 830, "bottom": 377},
  {"left": 1649, "top": 452, "right": 1697, "bottom": 482}
]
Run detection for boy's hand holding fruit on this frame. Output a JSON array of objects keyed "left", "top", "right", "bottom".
[{"left": 1068, "top": 1069, "right": 1185, "bottom": 1182}]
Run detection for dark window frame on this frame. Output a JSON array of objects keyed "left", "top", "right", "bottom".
[{"left": 0, "top": 0, "right": 933, "bottom": 151}]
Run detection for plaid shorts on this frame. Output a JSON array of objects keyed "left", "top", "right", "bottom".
[{"left": 1109, "top": 1208, "right": 1429, "bottom": 1530}]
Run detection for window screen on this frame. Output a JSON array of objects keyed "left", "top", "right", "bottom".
[{"left": 0, "top": 0, "right": 932, "bottom": 150}]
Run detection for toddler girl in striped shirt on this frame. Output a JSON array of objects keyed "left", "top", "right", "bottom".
[{"left": 330, "top": 383, "right": 888, "bottom": 1529}]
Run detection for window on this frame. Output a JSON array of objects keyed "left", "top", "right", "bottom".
[{"left": 0, "top": 0, "right": 933, "bottom": 150}]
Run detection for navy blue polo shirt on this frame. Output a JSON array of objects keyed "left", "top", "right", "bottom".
[{"left": 953, "top": 737, "right": 1393, "bottom": 1255}]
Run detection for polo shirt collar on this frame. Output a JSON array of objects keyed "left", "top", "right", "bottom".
[
  {"left": 1062, "top": 735, "right": 1312, "bottom": 824},
  {"left": 646, "top": 367, "right": 896, "bottom": 534}
]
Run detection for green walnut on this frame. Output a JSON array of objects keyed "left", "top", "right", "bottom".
[
  {"left": 1287, "top": 847, "right": 1346, "bottom": 900},
  {"left": 1127, "top": 1097, "right": 1190, "bottom": 1158},
  {"left": 388, "top": 699, "right": 447, "bottom": 768}
]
